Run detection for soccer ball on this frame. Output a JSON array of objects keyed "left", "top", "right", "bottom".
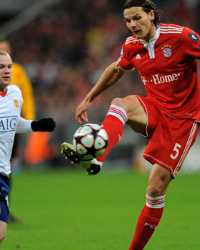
[{"left": 73, "top": 123, "right": 108, "bottom": 161}]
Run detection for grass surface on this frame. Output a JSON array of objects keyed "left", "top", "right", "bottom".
[{"left": 2, "top": 168, "right": 200, "bottom": 250}]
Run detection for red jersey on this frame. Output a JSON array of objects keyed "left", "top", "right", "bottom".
[{"left": 118, "top": 23, "right": 200, "bottom": 119}]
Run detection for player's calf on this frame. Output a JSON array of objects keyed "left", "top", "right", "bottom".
[{"left": 0, "top": 222, "right": 7, "bottom": 242}]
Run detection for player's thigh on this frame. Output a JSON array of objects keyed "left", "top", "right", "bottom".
[
  {"left": 0, "top": 221, "right": 7, "bottom": 241},
  {"left": 147, "top": 164, "right": 172, "bottom": 196},
  {"left": 112, "top": 95, "right": 147, "bottom": 133}
]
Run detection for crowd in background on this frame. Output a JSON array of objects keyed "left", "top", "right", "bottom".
[{"left": 2, "top": 0, "right": 200, "bottom": 166}]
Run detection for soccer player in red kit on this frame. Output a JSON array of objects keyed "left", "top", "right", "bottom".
[{"left": 61, "top": 0, "right": 200, "bottom": 249}]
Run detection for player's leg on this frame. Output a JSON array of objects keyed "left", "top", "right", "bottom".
[
  {"left": 7, "top": 175, "right": 21, "bottom": 223},
  {"left": 129, "top": 164, "right": 172, "bottom": 250},
  {"left": 0, "top": 197, "right": 9, "bottom": 242},
  {"left": 61, "top": 95, "right": 147, "bottom": 173},
  {"left": 0, "top": 221, "right": 7, "bottom": 242},
  {"left": 9, "top": 135, "right": 21, "bottom": 223},
  {"left": 128, "top": 118, "right": 200, "bottom": 249},
  {"left": 97, "top": 95, "right": 147, "bottom": 163},
  {"left": 86, "top": 95, "right": 148, "bottom": 174},
  {"left": 0, "top": 174, "right": 10, "bottom": 241}
]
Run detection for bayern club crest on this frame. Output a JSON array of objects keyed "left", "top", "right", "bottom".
[
  {"left": 163, "top": 47, "right": 172, "bottom": 58},
  {"left": 189, "top": 32, "right": 199, "bottom": 42}
]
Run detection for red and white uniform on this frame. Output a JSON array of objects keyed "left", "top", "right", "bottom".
[{"left": 118, "top": 24, "right": 200, "bottom": 176}]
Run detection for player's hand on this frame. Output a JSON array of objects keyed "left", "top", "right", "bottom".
[
  {"left": 75, "top": 99, "right": 92, "bottom": 124},
  {"left": 31, "top": 118, "right": 56, "bottom": 132}
]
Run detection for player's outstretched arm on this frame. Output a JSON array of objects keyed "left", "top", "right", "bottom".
[
  {"left": 75, "top": 61, "right": 124, "bottom": 124},
  {"left": 16, "top": 117, "right": 56, "bottom": 133}
]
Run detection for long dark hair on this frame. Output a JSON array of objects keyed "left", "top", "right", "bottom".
[{"left": 123, "top": 0, "right": 160, "bottom": 25}]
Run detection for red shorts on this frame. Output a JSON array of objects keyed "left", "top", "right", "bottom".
[{"left": 137, "top": 96, "right": 200, "bottom": 177}]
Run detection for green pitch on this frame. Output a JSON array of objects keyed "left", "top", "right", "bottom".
[{"left": 3, "top": 168, "right": 200, "bottom": 250}]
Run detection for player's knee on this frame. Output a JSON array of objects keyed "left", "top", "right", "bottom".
[
  {"left": 0, "top": 222, "right": 7, "bottom": 243},
  {"left": 111, "top": 97, "right": 124, "bottom": 107},
  {"left": 147, "top": 181, "right": 165, "bottom": 197},
  {"left": 147, "top": 177, "right": 168, "bottom": 196},
  {"left": 122, "top": 95, "right": 138, "bottom": 105},
  {"left": 0, "top": 231, "right": 6, "bottom": 242},
  {"left": 111, "top": 97, "right": 129, "bottom": 115},
  {"left": 147, "top": 186, "right": 162, "bottom": 197},
  {"left": 147, "top": 167, "right": 171, "bottom": 197},
  {"left": 111, "top": 95, "right": 138, "bottom": 113}
]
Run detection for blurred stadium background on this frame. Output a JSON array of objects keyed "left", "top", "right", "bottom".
[{"left": 1, "top": 1, "right": 200, "bottom": 249}]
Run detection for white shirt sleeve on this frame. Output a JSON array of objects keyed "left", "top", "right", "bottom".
[{"left": 16, "top": 117, "right": 33, "bottom": 133}]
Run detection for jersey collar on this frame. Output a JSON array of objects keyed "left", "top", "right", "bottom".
[
  {"left": 140, "top": 25, "right": 160, "bottom": 46},
  {"left": 0, "top": 88, "right": 7, "bottom": 97},
  {"left": 141, "top": 25, "right": 160, "bottom": 59},
  {"left": 149, "top": 25, "right": 160, "bottom": 43}
]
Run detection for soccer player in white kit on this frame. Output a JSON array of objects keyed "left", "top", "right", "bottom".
[{"left": 0, "top": 51, "right": 56, "bottom": 241}]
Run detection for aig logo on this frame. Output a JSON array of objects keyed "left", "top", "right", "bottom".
[{"left": 0, "top": 116, "right": 18, "bottom": 132}]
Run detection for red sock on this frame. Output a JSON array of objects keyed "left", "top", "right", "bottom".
[
  {"left": 98, "top": 105, "right": 128, "bottom": 162},
  {"left": 129, "top": 195, "right": 165, "bottom": 250}
]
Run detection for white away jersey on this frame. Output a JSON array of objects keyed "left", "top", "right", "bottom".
[{"left": 0, "top": 85, "right": 23, "bottom": 176}]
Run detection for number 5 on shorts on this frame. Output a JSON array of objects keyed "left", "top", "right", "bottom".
[{"left": 170, "top": 143, "right": 182, "bottom": 160}]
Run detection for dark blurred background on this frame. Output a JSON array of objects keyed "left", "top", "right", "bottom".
[{"left": 0, "top": 0, "right": 199, "bottom": 171}]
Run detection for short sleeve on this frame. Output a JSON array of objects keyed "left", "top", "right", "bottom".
[
  {"left": 117, "top": 43, "right": 134, "bottom": 70},
  {"left": 181, "top": 27, "right": 200, "bottom": 59},
  {"left": 7, "top": 85, "right": 24, "bottom": 108}
]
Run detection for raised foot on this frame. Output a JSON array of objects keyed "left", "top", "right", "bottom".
[{"left": 60, "top": 142, "right": 80, "bottom": 164}]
